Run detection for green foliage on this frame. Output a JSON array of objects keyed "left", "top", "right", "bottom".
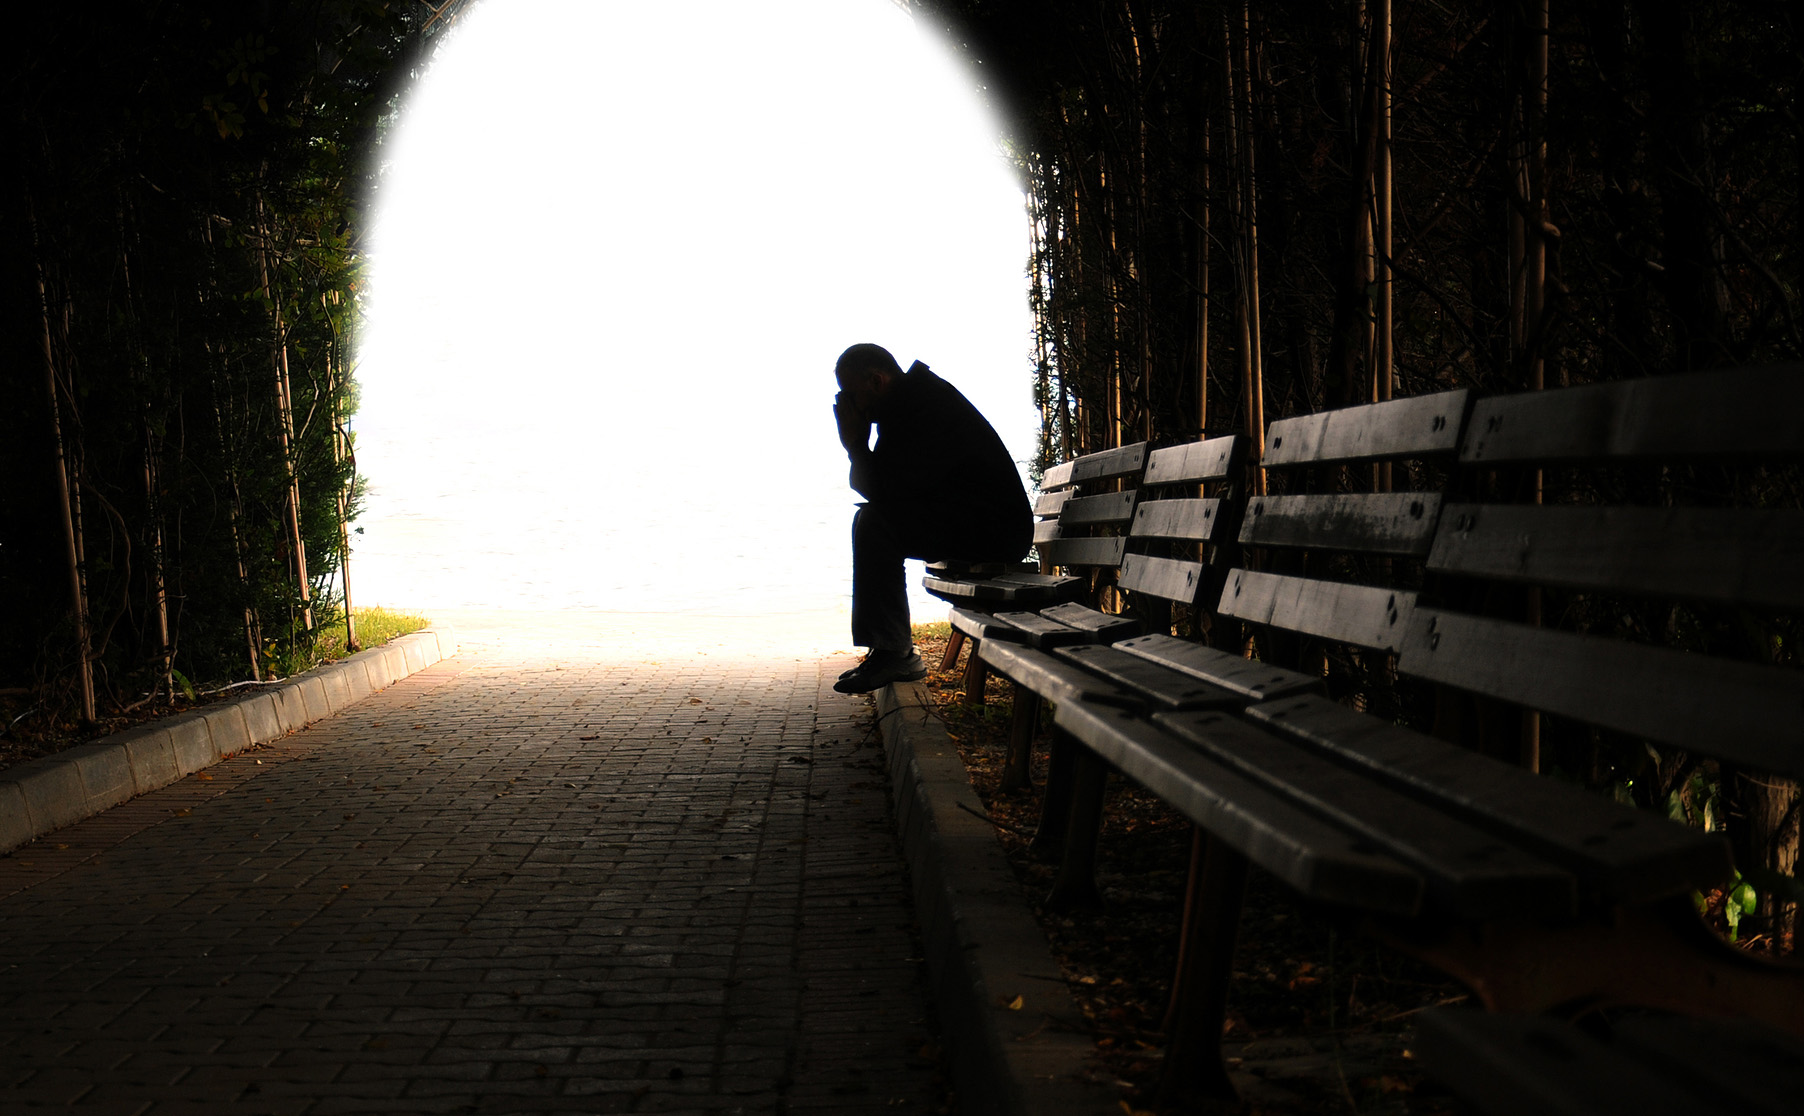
[{"left": 5, "top": 1, "right": 436, "bottom": 706}]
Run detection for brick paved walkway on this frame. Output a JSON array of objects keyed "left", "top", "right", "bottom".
[{"left": 0, "top": 614, "right": 945, "bottom": 1115}]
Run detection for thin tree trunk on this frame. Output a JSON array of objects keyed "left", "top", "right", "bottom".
[
  {"left": 257, "top": 191, "right": 314, "bottom": 633},
  {"left": 118, "top": 197, "right": 174, "bottom": 704},
  {"left": 1236, "top": 3, "right": 1266, "bottom": 492},
  {"left": 1511, "top": 0, "right": 1550, "bottom": 772},
  {"left": 1375, "top": 0, "right": 1394, "bottom": 492},
  {"left": 1197, "top": 94, "right": 1211, "bottom": 436},
  {"left": 329, "top": 343, "right": 360, "bottom": 653},
  {"left": 32, "top": 223, "right": 97, "bottom": 724}
]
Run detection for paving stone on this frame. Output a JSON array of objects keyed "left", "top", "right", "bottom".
[{"left": 0, "top": 617, "right": 947, "bottom": 1114}]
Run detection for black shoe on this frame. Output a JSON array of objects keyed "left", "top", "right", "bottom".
[{"left": 833, "top": 650, "right": 927, "bottom": 694}]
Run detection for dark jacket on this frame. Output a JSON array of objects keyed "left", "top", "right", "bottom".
[{"left": 850, "top": 362, "right": 1031, "bottom": 562}]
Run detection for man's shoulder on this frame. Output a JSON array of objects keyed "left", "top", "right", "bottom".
[{"left": 898, "top": 363, "right": 969, "bottom": 406}]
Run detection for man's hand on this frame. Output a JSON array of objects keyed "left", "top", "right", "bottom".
[{"left": 834, "top": 391, "right": 871, "bottom": 456}]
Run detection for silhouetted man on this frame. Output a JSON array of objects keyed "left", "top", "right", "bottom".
[{"left": 831, "top": 343, "right": 1031, "bottom": 694}]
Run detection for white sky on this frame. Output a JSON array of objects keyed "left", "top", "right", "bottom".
[{"left": 350, "top": 0, "right": 1037, "bottom": 629}]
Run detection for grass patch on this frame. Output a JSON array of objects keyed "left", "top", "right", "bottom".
[{"left": 309, "top": 606, "right": 431, "bottom": 663}]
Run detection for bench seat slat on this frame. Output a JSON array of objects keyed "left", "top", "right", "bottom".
[
  {"left": 1144, "top": 438, "right": 1240, "bottom": 485},
  {"left": 1038, "top": 602, "right": 1142, "bottom": 640},
  {"left": 1054, "top": 645, "right": 1244, "bottom": 710},
  {"left": 948, "top": 607, "right": 1027, "bottom": 643},
  {"left": 1242, "top": 493, "right": 1443, "bottom": 556},
  {"left": 1430, "top": 504, "right": 1804, "bottom": 610},
  {"left": 1118, "top": 552, "right": 1207, "bottom": 605},
  {"left": 977, "top": 641, "right": 1141, "bottom": 708},
  {"left": 993, "top": 610, "right": 1093, "bottom": 649},
  {"left": 1263, "top": 390, "right": 1469, "bottom": 467},
  {"left": 1053, "top": 701, "right": 1424, "bottom": 914},
  {"left": 1037, "top": 536, "right": 1127, "bottom": 569},
  {"left": 1245, "top": 693, "right": 1733, "bottom": 901},
  {"left": 1155, "top": 709, "right": 1575, "bottom": 918},
  {"left": 1112, "top": 633, "right": 1322, "bottom": 701},
  {"left": 1059, "top": 490, "right": 1138, "bottom": 527},
  {"left": 1131, "top": 498, "right": 1224, "bottom": 542},
  {"left": 1460, "top": 365, "right": 1804, "bottom": 465},
  {"left": 1398, "top": 608, "right": 1804, "bottom": 778},
  {"left": 922, "top": 572, "right": 1084, "bottom": 604},
  {"left": 1219, "top": 570, "right": 1415, "bottom": 653}
]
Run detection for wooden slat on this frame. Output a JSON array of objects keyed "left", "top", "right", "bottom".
[
  {"left": 1217, "top": 569, "right": 1415, "bottom": 653},
  {"left": 1263, "top": 390, "right": 1469, "bottom": 467},
  {"left": 1241, "top": 493, "right": 1443, "bottom": 556},
  {"left": 1039, "top": 602, "right": 1142, "bottom": 641},
  {"left": 1060, "top": 490, "right": 1139, "bottom": 527},
  {"left": 1037, "top": 536, "right": 1127, "bottom": 569},
  {"left": 1460, "top": 366, "right": 1804, "bottom": 465},
  {"left": 1040, "top": 460, "right": 1075, "bottom": 490},
  {"left": 922, "top": 572, "right": 1083, "bottom": 604},
  {"left": 1052, "top": 701, "right": 1423, "bottom": 914},
  {"left": 1112, "top": 633, "right": 1322, "bottom": 701},
  {"left": 1131, "top": 498, "right": 1223, "bottom": 542},
  {"left": 948, "top": 607, "right": 1027, "bottom": 643},
  {"left": 1118, "top": 552, "right": 1207, "bottom": 605},
  {"left": 1245, "top": 693, "right": 1732, "bottom": 901},
  {"left": 1143, "top": 437, "right": 1241, "bottom": 485},
  {"left": 1155, "top": 709, "right": 1574, "bottom": 918},
  {"left": 1413, "top": 1011, "right": 1728, "bottom": 1116},
  {"left": 1033, "top": 520, "right": 1063, "bottom": 544},
  {"left": 978, "top": 641, "right": 1142, "bottom": 708},
  {"left": 1398, "top": 608, "right": 1804, "bottom": 778},
  {"left": 1033, "top": 489, "right": 1072, "bottom": 518},
  {"left": 990, "top": 572, "right": 1087, "bottom": 591},
  {"left": 1054, "top": 646, "right": 1245, "bottom": 710},
  {"left": 1068, "top": 441, "right": 1150, "bottom": 484},
  {"left": 994, "top": 610, "right": 1092, "bottom": 649},
  {"left": 1430, "top": 504, "right": 1804, "bottom": 610}
]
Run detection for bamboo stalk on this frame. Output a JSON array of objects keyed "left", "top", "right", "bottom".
[
  {"left": 33, "top": 234, "right": 97, "bottom": 724},
  {"left": 257, "top": 190, "right": 315, "bottom": 634}
]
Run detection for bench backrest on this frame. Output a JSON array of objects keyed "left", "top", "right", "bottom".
[
  {"left": 1034, "top": 441, "right": 1149, "bottom": 573},
  {"left": 1216, "top": 367, "right": 1804, "bottom": 782},
  {"left": 1397, "top": 367, "right": 1804, "bottom": 779},
  {"left": 1220, "top": 389, "right": 1472, "bottom": 656},
  {"left": 1116, "top": 435, "right": 1248, "bottom": 615}
]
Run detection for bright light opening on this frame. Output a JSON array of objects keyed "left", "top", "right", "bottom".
[{"left": 352, "top": 0, "right": 1036, "bottom": 637}]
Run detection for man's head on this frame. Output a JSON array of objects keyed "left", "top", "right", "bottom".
[{"left": 835, "top": 343, "right": 903, "bottom": 416}]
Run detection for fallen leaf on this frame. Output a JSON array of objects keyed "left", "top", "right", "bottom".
[{"left": 1004, "top": 994, "right": 1025, "bottom": 1011}]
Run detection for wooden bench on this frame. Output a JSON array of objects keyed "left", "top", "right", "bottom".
[
  {"left": 922, "top": 441, "right": 1147, "bottom": 706},
  {"left": 958, "top": 433, "right": 1250, "bottom": 897},
  {"left": 945, "top": 369, "right": 1804, "bottom": 1107}
]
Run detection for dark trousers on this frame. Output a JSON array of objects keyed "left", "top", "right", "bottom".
[{"left": 850, "top": 504, "right": 1025, "bottom": 653}]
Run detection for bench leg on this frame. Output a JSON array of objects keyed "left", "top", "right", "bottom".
[
  {"left": 1029, "top": 731, "right": 1077, "bottom": 861},
  {"left": 999, "top": 682, "right": 1039, "bottom": 794},
  {"left": 1044, "top": 740, "right": 1107, "bottom": 912},
  {"left": 961, "top": 645, "right": 989, "bottom": 709},
  {"left": 1159, "top": 827, "right": 1250, "bottom": 1104},
  {"left": 939, "top": 628, "right": 966, "bottom": 672}
]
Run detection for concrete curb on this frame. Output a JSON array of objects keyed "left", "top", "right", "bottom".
[
  {"left": 0, "top": 625, "right": 458, "bottom": 855},
  {"left": 876, "top": 680, "right": 1117, "bottom": 1116}
]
